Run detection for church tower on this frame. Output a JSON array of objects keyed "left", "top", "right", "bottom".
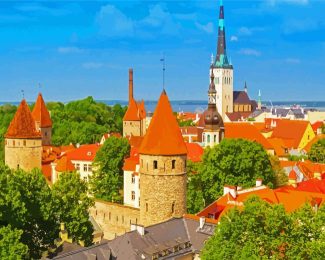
[
  {"left": 5, "top": 99, "right": 42, "bottom": 171},
  {"left": 139, "top": 90, "right": 187, "bottom": 227},
  {"left": 212, "top": 0, "right": 233, "bottom": 120},
  {"left": 32, "top": 93, "right": 52, "bottom": 145},
  {"left": 203, "top": 69, "right": 224, "bottom": 147},
  {"left": 123, "top": 69, "right": 146, "bottom": 137}
]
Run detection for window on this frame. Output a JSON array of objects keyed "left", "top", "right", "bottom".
[
  {"left": 45, "top": 132, "right": 48, "bottom": 136},
  {"left": 131, "top": 191, "right": 135, "bottom": 200},
  {"left": 83, "top": 176, "right": 88, "bottom": 182},
  {"left": 172, "top": 160, "right": 176, "bottom": 169},
  {"left": 153, "top": 160, "right": 158, "bottom": 169},
  {"left": 84, "top": 164, "right": 88, "bottom": 172},
  {"left": 23, "top": 140, "right": 26, "bottom": 146},
  {"left": 146, "top": 203, "right": 148, "bottom": 212},
  {"left": 75, "top": 163, "right": 80, "bottom": 171},
  {"left": 171, "top": 202, "right": 175, "bottom": 213},
  {"left": 207, "top": 135, "right": 210, "bottom": 143},
  {"left": 17, "top": 164, "right": 20, "bottom": 169},
  {"left": 141, "top": 159, "right": 143, "bottom": 167},
  {"left": 13, "top": 140, "right": 15, "bottom": 147},
  {"left": 214, "top": 135, "right": 217, "bottom": 143},
  {"left": 88, "top": 165, "right": 92, "bottom": 172},
  {"left": 139, "top": 197, "right": 140, "bottom": 207},
  {"left": 122, "top": 216, "right": 124, "bottom": 223},
  {"left": 109, "top": 212, "right": 111, "bottom": 221},
  {"left": 131, "top": 175, "right": 135, "bottom": 184}
]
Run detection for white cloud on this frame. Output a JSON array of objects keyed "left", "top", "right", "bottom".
[
  {"left": 239, "top": 48, "right": 261, "bottom": 57},
  {"left": 285, "top": 58, "right": 301, "bottom": 64},
  {"left": 195, "top": 22, "right": 214, "bottom": 34},
  {"left": 238, "top": 27, "right": 252, "bottom": 36},
  {"left": 282, "top": 18, "right": 318, "bottom": 34},
  {"left": 82, "top": 62, "right": 104, "bottom": 69},
  {"left": 230, "top": 36, "right": 238, "bottom": 42},
  {"left": 96, "top": 5, "right": 134, "bottom": 37},
  {"left": 57, "top": 47, "right": 83, "bottom": 54}
]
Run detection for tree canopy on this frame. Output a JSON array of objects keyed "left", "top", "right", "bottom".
[
  {"left": 201, "top": 196, "right": 325, "bottom": 260},
  {"left": 0, "top": 225, "right": 28, "bottom": 259},
  {"left": 91, "top": 136, "right": 130, "bottom": 202},
  {"left": 308, "top": 138, "right": 325, "bottom": 163},
  {"left": 0, "top": 163, "right": 94, "bottom": 257},
  {"left": 187, "top": 139, "right": 275, "bottom": 213}
]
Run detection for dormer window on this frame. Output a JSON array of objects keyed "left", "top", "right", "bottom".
[{"left": 87, "top": 151, "right": 92, "bottom": 156}]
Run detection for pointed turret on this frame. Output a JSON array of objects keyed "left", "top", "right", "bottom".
[
  {"left": 5, "top": 99, "right": 42, "bottom": 171},
  {"left": 139, "top": 90, "right": 187, "bottom": 155},
  {"left": 258, "top": 89, "right": 262, "bottom": 110},
  {"left": 215, "top": 0, "right": 232, "bottom": 68},
  {"left": 32, "top": 93, "right": 53, "bottom": 145},
  {"left": 5, "top": 99, "right": 41, "bottom": 139},
  {"left": 244, "top": 81, "right": 248, "bottom": 93}
]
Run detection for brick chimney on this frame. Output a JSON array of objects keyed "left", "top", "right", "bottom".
[
  {"left": 129, "top": 68, "right": 133, "bottom": 102},
  {"left": 256, "top": 178, "right": 263, "bottom": 187}
]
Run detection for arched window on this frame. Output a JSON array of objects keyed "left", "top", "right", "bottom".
[
  {"left": 207, "top": 135, "right": 210, "bottom": 143},
  {"left": 172, "top": 202, "right": 175, "bottom": 213}
]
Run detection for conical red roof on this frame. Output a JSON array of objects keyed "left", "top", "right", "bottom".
[
  {"left": 5, "top": 99, "right": 41, "bottom": 139},
  {"left": 32, "top": 93, "right": 52, "bottom": 128},
  {"left": 139, "top": 90, "right": 187, "bottom": 155},
  {"left": 123, "top": 97, "right": 140, "bottom": 121}
]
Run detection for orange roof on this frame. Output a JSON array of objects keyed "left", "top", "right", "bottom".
[
  {"left": 5, "top": 99, "right": 41, "bottom": 139},
  {"left": 226, "top": 112, "right": 251, "bottom": 122},
  {"left": 311, "top": 121, "right": 323, "bottom": 132},
  {"left": 42, "top": 163, "right": 52, "bottom": 181},
  {"left": 56, "top": 155, "right": 75, "bottom": 172},
  {"left": 123, "top": 157, "right": 138, "bottom": 171},
  {"left": 31, "top": 93, "right": 52, "bottom": 128},
  {"left": 139, "top": 90, "right": 187, "bottom": 156},
  {"left": 67, "top": 144, "right": 101, "bottom": 161},
  {"left": 128, "top": 135, "right": 144, "bottom": 149},
  {"left": 224, "top": 123, "right": 273, "bottom": 150},
  {"left": 303, "top": 134, "right": 325, "bottom": 152},
  {"left": 271, "top": 120, "right": 310, "bottom": 148},
  {"left": 185, "top": 143, "right": 204, "bottom": 162},
  {"left": 288, "top": 169, "right": 296, "bottom": 180},
  {"left": 123, "top": 98, "right": 146, "bottom": 121}
]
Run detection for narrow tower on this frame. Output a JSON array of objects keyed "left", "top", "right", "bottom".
[
  {"left": 258, "top": 90, "right": 262, "bottom": 110},
  {"left": 5, "top": 99, "right": 42, "bottom": 171},
  {"left": 123, "top": 69, "right": 146, "bottom": 137},
  {"left": 203, "top": 69, "right": 224, "bottom": 147},
  {"left": 212, "top": 0, "right": 233, "bottom": 119},
  {"left": 139, "top": 90, "right": 187, "bottom": 227},
  {"left": 32, "top": 93, "right": 52, "bottom": 145}
]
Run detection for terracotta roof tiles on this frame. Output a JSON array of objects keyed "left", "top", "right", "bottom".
[
  {"left": 139, "top": 90, "right": 187, "bottom": 156},
  {"left": 5, "top": 99, "right": 41, "bottom": 139},
  {"left": 32, "top": 93, "right": 52, "bottom": 128}
]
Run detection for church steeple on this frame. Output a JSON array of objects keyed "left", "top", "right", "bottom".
[{"left": 215, "top": 0, "right": 232, "bottom": 68}]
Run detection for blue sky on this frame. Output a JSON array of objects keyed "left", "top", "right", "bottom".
[{"left": 0, "top": 0, "right": 324, "bottom": 102}]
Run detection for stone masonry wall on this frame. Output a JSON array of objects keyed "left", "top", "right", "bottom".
[
  {"left": 123, "top": 121, "right": 141, "bottom": 137},
  {"left": 5, "top": 138, "right": 42, "bottom": 171},
  {"left": 139, "top": 154, "right": 187, "bottom": 227},
  {"left": 90, "top": 200, "right": 140, "bottom": 240},
  {"left": 41, "top": 127, "right": 52, "bottom": 146}
]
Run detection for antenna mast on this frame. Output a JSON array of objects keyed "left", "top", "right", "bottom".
[{"left": 160, "top": 54, "right": 166, "bottom": 90}]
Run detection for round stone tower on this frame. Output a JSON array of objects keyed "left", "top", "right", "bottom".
[
  {"left": 139, "top": 90, "right": 188, "bottom": 227},
  {"left": 5, "top": 99, "right": 42, "bottom": 171}
]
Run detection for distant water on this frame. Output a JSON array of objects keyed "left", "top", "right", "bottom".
[
  {"left": 101, "top": 100, "right": 325, "bottom": 113},
  {"left": 1, "top": 100, "right": 324, "bottom": 113}
]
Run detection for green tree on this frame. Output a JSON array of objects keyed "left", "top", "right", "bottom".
[
  {"left": 52, "top": 172, "right": 94, "bottom": 246},
  {"left": 0, "top": 225, "right": 28, "bottom": 259},
  {"left": 189, "top": 139, "right": 275, "bottom": 209},
  {"left": 91, "top": 137, "right": 130, "bottom": 202},
  {"left": 269, "top": 155, "right": 288, "bottom": 187},
  {"left": 0, "top": 165, "right": 58, "bottom": 258},
  {"left": 308, "top": 138, "right": 325, "bottom": 163},
  {"left": 201, "top": 197, "right": 325, "bottom": 260}
]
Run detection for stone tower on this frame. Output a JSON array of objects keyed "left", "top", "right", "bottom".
[
  {"left": 32, "top": 93, "right": 52, "bottom": 145},
  {"left": 123, "top": 68, "right": 146, "bottom": 137},
  {"left": 5, "top": 99, "right": 42, "bottom": 171},
  {"left": 212, "top": 0, "right": 233, "bottom": 120},
  {"left": 203, "top": 68, "right": 224, "bottom": 147},
  {"left": 139, "top": 90, "right": 187, "bottom": 227}
]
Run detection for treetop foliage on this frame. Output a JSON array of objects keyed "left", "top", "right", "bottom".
[{"left": 308, "top": 138, "right": 325, "bottom": 163}]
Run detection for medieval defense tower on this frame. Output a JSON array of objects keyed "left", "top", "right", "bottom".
[
  {"left": 5, "top": 99, "right": 42, "bottom": 171},
  {"left": 139, "top": 90, "right": 187, "bottom": 227},
  {"left": 203, "top": 68, "right": 224, "bottom": 147},
  {"left": 212, "top": 0, "right": 233, "bottom": 119},
  {"left": 32, "top": 93, "right": 53, "bottom": 145}
]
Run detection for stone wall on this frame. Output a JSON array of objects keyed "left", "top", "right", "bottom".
[
  {"left": 90, "top": 199, "right": 140, "bottom": 240},
  {"left": 40, "top": 127, "right": 52, "bottom": 146},
  {"left": 139, "top": 154, "right": 187, "bottom": 227},
  {"left": 5, "top": 138, "right": 42, "bottom": 171},
  {"left": 123, "top": 120, "right": 142, "bottom": 137}
]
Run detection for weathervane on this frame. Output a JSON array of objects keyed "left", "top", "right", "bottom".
[
  {"left": 160, "top": 54, "right": 166, "bottom": 90},
  {"left": 21, "top": 89, "right": 25, "bottom": 99}
]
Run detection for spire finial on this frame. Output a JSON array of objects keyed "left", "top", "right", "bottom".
[
  {"left": 211, "top": 53, "right": 214, "bottom": 65},
  {"left": 38, "top": 82, "right": 42, "bottom": 93},
  {"left": 21, "top": 89, "right": 25, "bottom": 99},
  {"left": 160, "top": 54, "right": 166, "bottom": 91},
  {"left": 244, "top": 82, "right": 248, "bottom": 93}
]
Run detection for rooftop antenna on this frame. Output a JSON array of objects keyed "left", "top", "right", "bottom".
[
  {"left": 160, "top": 54, "right": 166, "bottom": 90},
  {"left": 21, "top": 89, "right": 25, "bottom": 99}
]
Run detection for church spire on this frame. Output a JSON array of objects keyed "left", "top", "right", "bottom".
[{"left": 215, "top": 0, "right": 231, "bottom": 68}]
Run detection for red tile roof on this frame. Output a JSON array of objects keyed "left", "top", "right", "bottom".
[
  {"left": 56, "top": 154, "right": 75, "bottom": 172},
  {"left": 123, "top": 98, "right": 146, "bottom": 121},
  {"left": 67, "top": 144, "right": 101, "bottom": 161},
  {"left": 224, "top": 123, "right": 273, "bottom": 150},
  {"left": 128, "top": 135, "right": 144, "bottom": 149},
  {"left": 311, "top": 121, "right": 323, "bottom": 132},
  {"left": 139, "top": 90, "right": 187, "bottom": 156},
  {"left": 123, "top": 158, "right": 138, "bottom": 171},
  {"left": 5, "top": 99, "right": 41, "bottom": 139},
  {"left": 288, "top": 169, "right": 297, "bottom": 180},
  {"left": 185, "top": 143, "right": 204, "bottom": 162},
  {"left": 31, "top": 93, "right": 52, "bottom": 128},
  {"left": 42, "top": 163, "right": 52, "bottom": 181},
  {"left": 271, "top": 120, "right": 310, "bottom": 148},
  {"left": 226, "top": 112, "right": 251, "bottom": 122}
]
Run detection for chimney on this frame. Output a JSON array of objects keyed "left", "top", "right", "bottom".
[
  {"left": 256, "top": 178, "right": 263, "bottom": 187},
  {"left": 223, "top": 186, "right": 230, "bottom": 195},
  {"left": 131, "top": 223, "right": 145, "bottom": 236},
  {"left": 224, "top": 185, "right": 236, "bottom": 198},
  {"left": 129, "top": 68, "right": 133, "bottom": 102},
  {"left": 199, "top": 217, "right": 205, "bottom": 229}
]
